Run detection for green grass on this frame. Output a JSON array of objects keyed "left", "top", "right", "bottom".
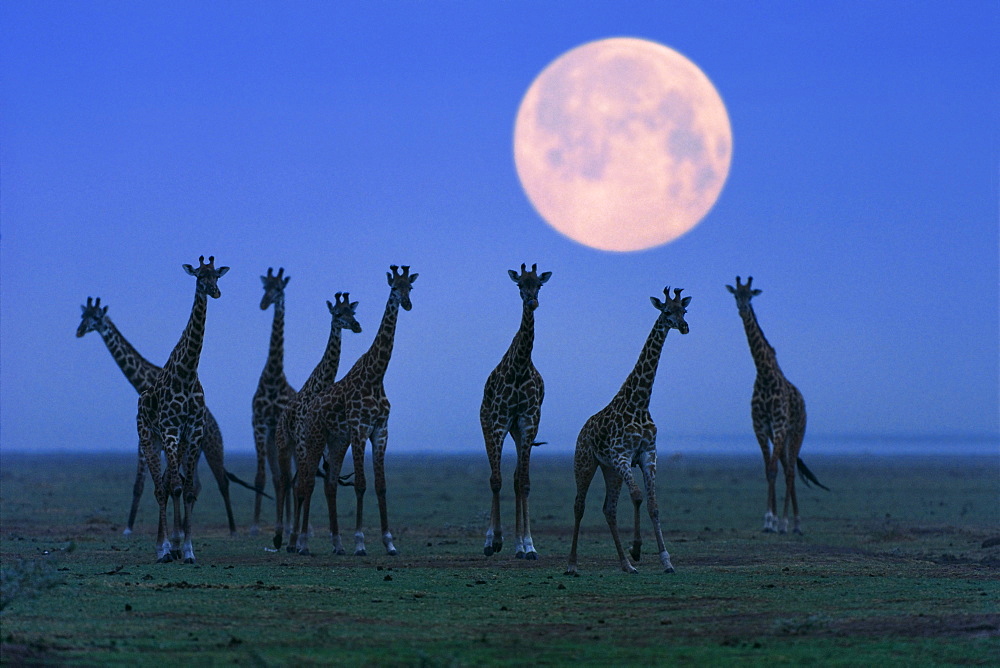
[{"left": 1, "top": 451, "right": 997, "bottom": 665}]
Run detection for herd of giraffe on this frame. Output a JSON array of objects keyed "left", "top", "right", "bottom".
[{"left": 78, "top": 257, "right": 826, "bottom": 573}]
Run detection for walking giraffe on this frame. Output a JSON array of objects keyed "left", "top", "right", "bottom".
[
  {"left": 137, "top": 256, "right": 228, "bottom": 563},
  {"left": 272, "top": 291, "right": 362, "bottom": 550},
  {"left": 566, "top": 286, "right": 690, "bottom": 575},
  {"left": 726, "top": 276, "right": 827, "bottom": 534},
  {"left": 288, "top": 265, "right": 417, "bottom": 557},
  {"left": 481, "top": 263, "right": 551, "bottom": 559},
  {"left": 250, "top": 267, "right": 297, "bottom": 535},
  {"left": 77, "top": 297, "right": 256, "bottom": 536}
]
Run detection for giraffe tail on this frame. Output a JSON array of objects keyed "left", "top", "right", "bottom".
[
  {"left": 531, "top": 441, "right": 547, "bottom": 448},
  {"left": 796, "top": 458, "right": 830, "bottom": 491},
  {"left": 226, "top": 471, "right": 274, "bottom": 500}
]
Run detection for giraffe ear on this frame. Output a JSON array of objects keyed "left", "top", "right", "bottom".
[
  {"left": 350, "top": 301, "right": 359, "bottom": 312},
  {"left": 508, "top": 269, "right": 519, "bottom": 283},
  {"left": 183, "top": 264, "right": 196, "bottom": 276},
  {"left": 408, "top": 272, "right": 418, "bottom": 284},
  {"left": 387, "top": 271, "right": 394, "bottom": 286},
  {"left": 752, "top": 289, "right": 762, "bottom": 297},
  {"left": 327, "top": 300, "right": 335, "bottom": 313},
  {"left": 260, "top": 275, "right": 268, "bottom": 285},
  {"left": 539, "top": 271, "right": 552, "bottom": 284},
  {"left": 282, "top": 276, "right": 291, "bottom": 288},
  {"left": 725, "top": 285, "right": 735, "bottom": 294},
  {"left": 217, "top": 266, "right": 230, "bottom": 277},
  {"left": 102, "top": 305, "right": 109, "bottom": 315},
  {"left": 650, "top": 296, "right": 665, "bottom": 310},
  {"left": 681, "top": 296, "right": 692, "bottom": 307}
]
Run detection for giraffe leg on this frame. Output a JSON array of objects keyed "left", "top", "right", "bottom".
[
  {"left": 754, "top": 427, "right": 777, "bottom": 532},
  {"left": 323, "top": 441, "right": 349, "bottom": 555},
  {"left": 370, "top": 424, "right": 397, "bottom": 556},
  {"left": 639, "top": 449, "right": 675, "bottom": 573},
  {"left": 290, "top": 445, "right": 320, "bottom": 556},
  {"left": 180, "top": 442, "right": 201, "bottom": 564},
  {"left": 273, "top": 417, "right": 292, "bottom": 550},
  {"left": 770, "top": 429, "right": 788, "bottom": 533},
  {"left": 786, "top": 428, "right": 805, "bottom": 534},
  {"left": 602, "top": 462, "right": 637, "bottom": 574},
  {"left": 482, "top": 425, "right": 507, "bottom": 556},
  {"left": 250, "top": 416, "right": 269, "bottom": 536},
  {"left": 513, "top": 421, "right": 539, "bottom": 559},
  {"left": 125, "top": 443, "right": 146, "bottom": 536},
  {"left": 201, "top": 429, "right": 235, "bottom": 537},
  {"left": 161, "top": 433, "right": 186, "bottom": 560},
  {"left": 141, "top": 429, "right": 172, "bottom": 562},
  {"left": 350, "top": 435, "right": 369, "bottom": 556},
  {"left": 565, "top": 442, "right": 597, "bottom": 575}
]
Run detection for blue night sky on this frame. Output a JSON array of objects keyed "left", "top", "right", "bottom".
[{"left": 2, "top": 1, "right": 997, "bottom": 457}]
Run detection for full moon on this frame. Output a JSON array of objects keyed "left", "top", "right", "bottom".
[{"left": 513, "top": 38, "right": 732, "bottom": 252}]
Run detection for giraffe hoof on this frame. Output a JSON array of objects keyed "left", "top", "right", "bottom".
[
  {"left": 171, "top": 550, "right": 182, "bottom": 560},
  {"left": 355, "top": 549, "right": 367, "bottom": 557},
  {"left": 664, "top": 566, "right": 675, "bottom": 574},
  {"left": 297, "top": 548, "right": 311, "bottom": 556},
  {"left": 334, "top": 548, "right": 346, "bottom": 556},
  {"left": 286, "top": 546, "right": 297, "bottom": 554},
  {"left": 249, "top": 526, "right": 260, "bottom": 537},
  {"left": 515, "top": 551, "right": 525, "bottom": 559},
  {"left": 387, "top": 548, "right": 398, "bottom": 556},
  {"left": 273, "top": 535, "right": 283, "bottom": 550},
  {"left": 762, "top": 527, "right": 776, "bottom": 534},
  {"left": 183, "top": 558, "right": 196, "bottom": 565},
  {"left": 156, "top": 555, "right": 173, "bottom": 564},
  {"left": 483, "top": 546, "right": 494, "bottom": 557},
  {"left": 524, "top": 551, "right": 538, "bottom": 560},
  {"left": 793, "top": 528, "right": 803, "bottom": 535},
  {"left": 630, "top": 546, "right": 641, "bottom": 562},
  {"left": 563, "top": 569, "right": 580, "bottom": 577}
]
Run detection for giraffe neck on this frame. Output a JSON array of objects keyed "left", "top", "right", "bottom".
[
  {"left": 616, "top": 318, "right": 669, "bottom": 410},
  {"left": 739, "top": 305, "right": 780, "bottom": 377},
  {"left": 98, "top": 317, "right": 162, "bottom": 393},
  {"left": 348, "top": 294, "right": 400, "bottom": 384},
  {"left": 165, "top": 290, "right": 209, "bottom": 375},
  {"left": 299, "top": 325, "right": 343, "bottom": 398},
  {"left": 261, "top": 296, "right": 286, "bottom": 379},
  {"left": 502, "top": 302, "right": 536, "bottom": 369}
]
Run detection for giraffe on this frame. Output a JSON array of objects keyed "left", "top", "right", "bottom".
[
  {"left": 77, "top": 296, "right": 254, "bottom": 537},
  {"left": 136, "top": 255, "right": 228, "bottom": 563},
  {"left": 565, "top": 286, "right": 691, "bottom": 575},
  {"left": 288, "top": 264, "right": 417, "bottom": 557},
  {"left": 726, "top": 276, "right": 828, "bottom": 535},
  {"left": 271, "top": 291, "right": 362, "bottom": 550},
  {"left": 250, "top": 267, "right": 297, "bottom": 535},
  {"left": 481, "top": 263, "right": 551, "bottom": 559}
]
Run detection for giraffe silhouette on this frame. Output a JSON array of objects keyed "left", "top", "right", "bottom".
[
  {"left": 566, "top": 286, "right": 690, "bottom": 575},
  {"left": 727, "top": 276, "right": 828, "bottom": 535},
  {"left": 136, "top": 256, "right": 228, "bottom": 563}
]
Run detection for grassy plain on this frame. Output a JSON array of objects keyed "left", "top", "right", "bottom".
[{"left": 1, "top": 450, "right": 998, "bottom": 666}]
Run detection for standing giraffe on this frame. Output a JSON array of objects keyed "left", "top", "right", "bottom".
[
  {"left": 250, "top": 267, "right": 297, "bottom": 535},
  {"left": 288, "top": 265, "right": 417, "bottom": 557},
  {"left": 137, "top": 255, "right": 228, "bottom": 563},
  {"left": 566, "top": 287, "right": 690, "bottom": 575},
  {"left": 726, "top": 276, "right": 827, "bottom": 535},
  {"left": 77, "top": 296, "right": 254, "bottom": 536},
  {"left": 481, "top": 263, "right": 551, "bottom": 559},
  {"left": 271, "top": 291, "right": 362, "bottom": 550}
]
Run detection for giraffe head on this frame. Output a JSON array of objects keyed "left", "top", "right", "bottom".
[
  {"left": 650, "top": 287, "right": 691, "bottom": 335},
  {"left": 726, "top": 275, "right": 761, "bottom": 314},
  {"left": 260, "top": 267, "right": 290, "bottom": 310},
  {"left": 507, "top": 263, "right": 552, "bottom": 311},
  {"left": 77, "top": 296, "right": 110, "bottom": 338},
  {"left": 182, "top": 256, "right": 230, "bottom": 298},
  {"left": 386, "top": 265, "right": 418, "bottom": 311},
  {"left": 327, "top": 292, "right": 363, "bottom": 333}
]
